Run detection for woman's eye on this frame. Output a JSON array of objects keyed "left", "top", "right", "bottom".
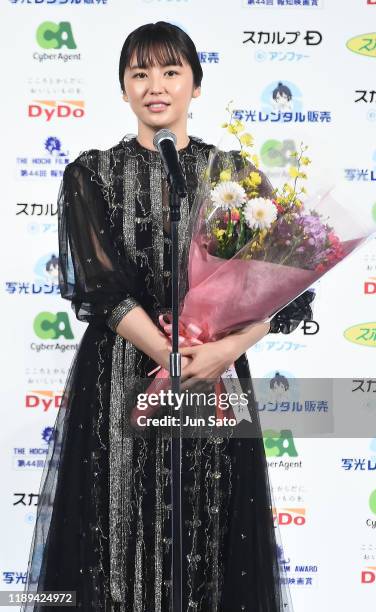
[
  {"left": 166, "top": 70, "right": 178, "bottom": 76},
  {"left": 134, "top": 72, "right": 146, "bottom": 78}
]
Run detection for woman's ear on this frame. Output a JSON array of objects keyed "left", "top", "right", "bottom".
[
  {"left": 122, "top": 90, "right": 128, "bottom": 103},
  {"left": 192, "top": 85, "right": 201, "bottom": 100}
]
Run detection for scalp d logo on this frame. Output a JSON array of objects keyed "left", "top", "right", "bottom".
[
  {"left": 344, "top": 322, "right": 376, "bottom": 347},
  {"left": 34, "top": 312, "right": 73, "bottom": 340},
  {"left": 36, "top": 22, "right": 77, "bottom": 50},
  {"left": 346, "top": 33, "right": 376, "bottom": 58}
]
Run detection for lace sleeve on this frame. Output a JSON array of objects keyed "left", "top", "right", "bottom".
[
  {"left": 268, "top": 289, "right": 316, "bottom": 334},
  {"left": 58, "top": 160, "right": 140, "bottom": 333}
]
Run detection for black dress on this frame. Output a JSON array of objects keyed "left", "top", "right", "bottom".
[{"left": 21, "top": 134, "right": 315, "bottom": 612}]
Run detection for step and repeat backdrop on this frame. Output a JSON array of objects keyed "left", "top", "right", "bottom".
[{"left": 1, "top": 0, "right": 376, "bottom": 610}]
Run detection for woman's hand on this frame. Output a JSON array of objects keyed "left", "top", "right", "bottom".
[
  {"left": 179, "top": 340, "right": 235, "bottom": 390},
  {"left": 159, "top": 342, "right": 192, "bottom": 373},
  {"left": 178, "top": 319, "right": 271, "bottom": 390}
]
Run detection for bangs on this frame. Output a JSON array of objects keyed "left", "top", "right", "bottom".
[
  {"left": 127, "top": 38, "right": 184, "bottom": 70},
  {"left": 119, "top": 22, "right": 203, "bottom": 91}
]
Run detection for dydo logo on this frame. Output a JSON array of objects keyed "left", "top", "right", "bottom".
[{"left": 28, "top": 100, "right": 85, "bottom": 121}]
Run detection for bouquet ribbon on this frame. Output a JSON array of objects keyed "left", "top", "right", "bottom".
[{"left": 130, "top": 313, "right": 253, "bottom": 428}]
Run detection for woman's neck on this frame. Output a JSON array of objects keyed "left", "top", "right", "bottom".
[{"left": 136, "top": 124, "right": 189, "bottom": 152}]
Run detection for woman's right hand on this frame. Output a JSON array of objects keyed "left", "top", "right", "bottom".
[{"left": 159, "top": 345, "right": 192, "bottom": 373}]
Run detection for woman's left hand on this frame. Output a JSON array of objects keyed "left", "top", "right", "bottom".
[{"left": 179, "top": 340, "right": 235, "bottom": 390}]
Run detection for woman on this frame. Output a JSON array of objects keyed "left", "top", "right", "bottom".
[{"left": 22, "top": 21, "right": 315, "bottom": 612}]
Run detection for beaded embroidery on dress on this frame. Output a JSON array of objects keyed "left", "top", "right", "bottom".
[{"left": 20, "top": 133, "right": 314, "bottom": 611}]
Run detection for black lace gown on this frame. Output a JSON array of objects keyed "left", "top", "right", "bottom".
[{"left": 21, "top": 134, "right": 315, "bottom": 612}]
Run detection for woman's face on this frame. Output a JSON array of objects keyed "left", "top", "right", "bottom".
[{"left": 122, "top": 50, "right": 201, "bottom": 132}]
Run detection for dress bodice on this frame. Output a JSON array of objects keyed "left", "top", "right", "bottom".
[{"left": 58, "top": 134, "right": 214, "bottom": 329}]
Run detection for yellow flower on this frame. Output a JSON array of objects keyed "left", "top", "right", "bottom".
[
  {"left": 221, "top": 122, "right": 229, "bottom": 128},
  {"left": 219, "top": 169, "right": 232, "bottom": 182},
  {"left": 239, "top": 133, "right": 254, "bottom": 147},
  {"left": 301, "top": 156, "right": 311, "bottom": 166},
  {"left": 239, "top": 150, "right": 251, "bottom": 158},
  {"left": 288, "top": 166, "right": 299, "bottom": 179},
  {"left": 227, "top": 119, "right": 244, "bottom": 134},
  {"left": 250, "top": 154, "right": 259, "bottom": 168},
  {"left": 216, "top": 229, "right": 225, "bottom": 238},
  {"left": 249, "top": 171, "right": 262, "bottom": 186}
]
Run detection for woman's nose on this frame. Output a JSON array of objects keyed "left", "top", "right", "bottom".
[{"left": 149, "top": 74, "right": 165, "bottom": 93}]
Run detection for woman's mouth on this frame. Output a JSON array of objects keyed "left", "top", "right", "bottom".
[{"left": 146, "top": 103, "right": 170, "bottom": 113}]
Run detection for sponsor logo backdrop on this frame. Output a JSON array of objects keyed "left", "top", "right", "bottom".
[{"left": 1, "top": 1, "right": 376, "bottom": 609}]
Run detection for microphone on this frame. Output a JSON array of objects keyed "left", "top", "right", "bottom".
[{"left": 152, "top": 129, "right": 187, "bottom": 197}]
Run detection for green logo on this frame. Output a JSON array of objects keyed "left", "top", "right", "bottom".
[
  {"left": 263, "top": 429, "right": 298, "bottom": 457},
  {"left": 34, "top": 312, "right": 74, "bottom": 340},
  {"left": 371, "top": 202, "right": 376, "bottom": 223},
  {"left": 260, "top": 139, "right": 297, "bottom": 168},
  {"left": 36, "top": 22, "right": 76, "bottom": 50},
  {"left": 370, "top": 489, "right": 376, "bottom": 514}
]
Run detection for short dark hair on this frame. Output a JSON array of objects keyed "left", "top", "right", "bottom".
[{"left": 118, "top": 21, "right": 203, "bottom": 93}]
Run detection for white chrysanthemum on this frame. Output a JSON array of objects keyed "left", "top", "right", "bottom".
[
  {"left": 210, "top": 181, "right": 247, "bottom": 210},
  {"left": 243, "top": 197, "right": 277, "bottom": 230}
]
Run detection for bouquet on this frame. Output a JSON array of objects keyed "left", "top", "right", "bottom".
[{"left": 131, "top": 104, "right": 375, "bottom": 429}]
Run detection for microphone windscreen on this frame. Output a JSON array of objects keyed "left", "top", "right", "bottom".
[{"left": 153, "top": 128, "right": 177, "bottom": 150}]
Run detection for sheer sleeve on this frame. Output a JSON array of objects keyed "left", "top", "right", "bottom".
[
  {"left": 58, "top": 159, "right": 140, "bottom": 333},
  {"left": 268, "top": 288, "right": 316, "bottom": 334}
]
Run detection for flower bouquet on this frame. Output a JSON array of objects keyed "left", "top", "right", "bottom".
[{"left": 130, "top": 104, "right": 375, "bottom": 429}]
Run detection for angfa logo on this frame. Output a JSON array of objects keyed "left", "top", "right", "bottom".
[
  {"left": 346, "top": 33, "right": 376, "bottom": 58},
  {"left": 36, "top": 22, "right": 77, "bottom": 49},
  {"left": 28, "top": 100, "right": 85, "bottom": 121},
  {"left": 344, "top": 322, "right": 376, "bottom": 347},
  {"left": 364, "top": 277, "right": 376, "bottom": 294}
]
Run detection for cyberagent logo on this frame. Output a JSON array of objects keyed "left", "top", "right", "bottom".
[
  {"left": 33, "top": 312, "right": 74, "bottom": 340},
  {"left": 263, "top": 428, "right": 298, "bottom": 457},
  {"left": 36, "top": 22, "right": 77, "bottom": 50}
]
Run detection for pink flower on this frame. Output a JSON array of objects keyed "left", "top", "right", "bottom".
[
  {"left": 224, "top": 208, "right": 240, "bottom": 224},
  {"left": 315, "top": 263, "right": 326, "bottom": 273},
  {"left": 273, "top": 199, "right": 284, "bottom": 214},
  {"left": 328, "top": 231, "right": 340, "bottom": 245}
]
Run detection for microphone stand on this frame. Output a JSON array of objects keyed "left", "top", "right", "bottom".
[{"left": 168, "top": 181, "right": 185, "bottom": 612}]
